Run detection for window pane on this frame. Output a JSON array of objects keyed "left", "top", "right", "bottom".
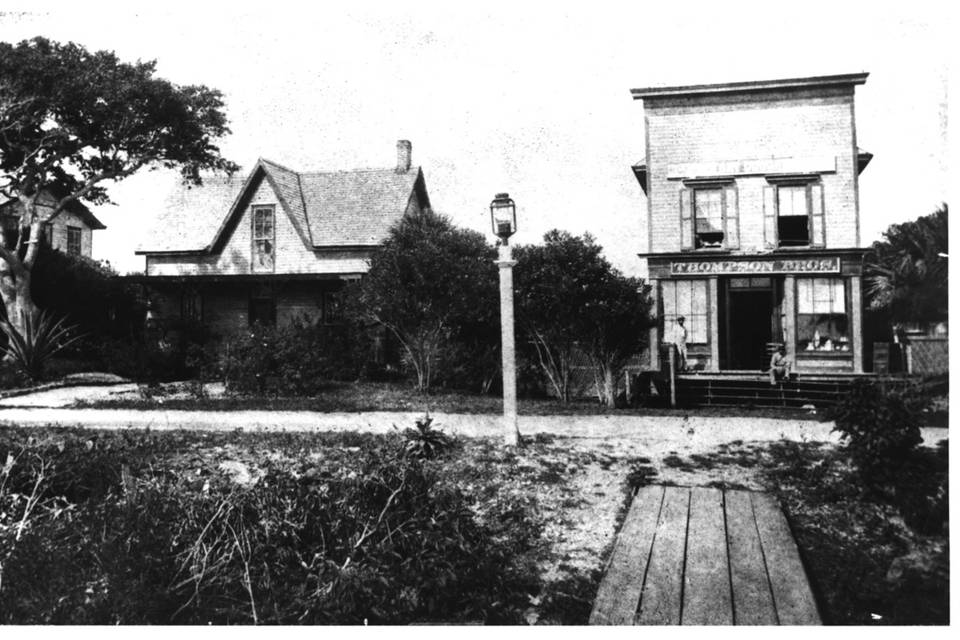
[
  {"left": 797, "top": 279, "right": 814, "bottom": 313},
  {"left": 796, "top": 278, "right": 848, "bottom": 351},
  {"left": 778, "top": 186, "right": 808, "bottom": 217},
  {"left": 677, "top": 280, "right": 692, "bottom": 315},
  {"left": 661, "top": 281, "right": 677, "bottom": 316},
  {"left": 694, "top": 189, "right": 724, "bottom": 248}
]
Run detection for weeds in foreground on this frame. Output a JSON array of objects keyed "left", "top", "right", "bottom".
[{"left": 0, "top": 426, "right": 540, "bottom": 624}]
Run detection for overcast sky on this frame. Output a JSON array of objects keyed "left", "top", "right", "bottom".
[{"left": 0, "top": 0, "right": 951, "bottom": 276}]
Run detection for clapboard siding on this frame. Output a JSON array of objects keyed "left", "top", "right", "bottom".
[
  {"left": 646, "top": 87, "right": 859, "bottom": 254},
  {"left": 145, "top": 175, "right": 374, "bottom": 277}
]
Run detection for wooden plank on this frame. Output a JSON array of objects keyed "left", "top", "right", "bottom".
[
  {"left": 589, "top": 486, "right": 665, "bottom": 625},
  {"left": 681, "top": 488, "right": 733, "bottom": 625},
  {"left": 636, "top": 486, "right": 690, "bottom": 625},
  {"left": 725, "top": 491, "right": 778, "bottom": 625},
  {"left": 752, "top": 493, "right": 821, "bottom": 625}
]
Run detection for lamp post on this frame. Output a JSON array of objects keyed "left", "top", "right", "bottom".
[{"left": 491, "top": 192, "right": 521, "bottom": 447}]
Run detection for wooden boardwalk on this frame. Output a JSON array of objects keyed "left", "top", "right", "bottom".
[{"left": 590, "top": 486, "right": 820, "bottom": 625}]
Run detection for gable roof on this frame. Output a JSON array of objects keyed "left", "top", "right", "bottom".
[
  {"left": 0, "top": 187, "right": 107, "bottom": 230},
  {"left": 137, "top": 159, "right": 428, "bottom": 255}
]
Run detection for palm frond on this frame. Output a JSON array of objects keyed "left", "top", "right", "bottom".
[{"left": 0, "top": 309, "right": 84, "bottom": 381}]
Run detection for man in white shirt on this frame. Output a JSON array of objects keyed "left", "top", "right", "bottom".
[
  {"left": 769, "top": 345, "right": 791, "bottom": 385},
  {"left": 672, "top": 316, "right": 688, "bottom": 372}
]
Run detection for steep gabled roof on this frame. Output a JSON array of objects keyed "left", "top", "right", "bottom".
[
  {"left": 0, "top": 187, "right": 106, "bottom": 230},
  {"left": 137, "top": 159, "right": 427, "bottom": 255},
  {"left": 300, "top": 168, "right": 424, "bottom": 247},
  {"left": 137, "top": 173, "right": 245, "bottom": 253}
]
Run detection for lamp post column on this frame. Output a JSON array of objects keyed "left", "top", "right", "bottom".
[{"left": 497, "top": 242, "right": 520, "bottom": 446}]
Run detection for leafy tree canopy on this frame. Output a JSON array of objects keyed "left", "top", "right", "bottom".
[
  {"left": 0, "top": 36, "right": 237, "bottom": 334},
  {"left": 0, "top": 37, "right": 238, "bottom": 208},
  {"left": 514, "top": 230, "right": 653, "bottom": 405},
  {"left": 865, "top": 204, "right": 948, "bottom": 323},
  {"left": 347, "top": 210, "right": 498, "bottom": 391}
]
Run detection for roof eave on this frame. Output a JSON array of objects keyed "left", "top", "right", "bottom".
[
  {"left": 630, "top": 72, "right": 869, "bottom": 100},
  {"left": 631, "top": 163, "right": 648, "bottom": 194}
]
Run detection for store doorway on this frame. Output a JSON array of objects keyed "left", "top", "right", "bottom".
[{"left": 724, "top": 278, "right": 776, "bottom": 370}]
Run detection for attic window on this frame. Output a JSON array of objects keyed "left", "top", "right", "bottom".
[
  {"left": 252, "top": 206, "right": 275, "bottom": 272},
  {"left": 67, "top": 226, "right": 82, "bottom": 255}
]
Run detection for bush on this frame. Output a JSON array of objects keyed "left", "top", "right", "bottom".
[
  {"left": 398, "top": 414, "right": 454, "bottom": 460},
  {"left": 0, "top": 427, "right": 541, "bottom": 624},
  {"left": 0, "top": 310, "right": 83, "bottom": 382},
  {"left": 829, "top": 379, "right": 923, "bottom": 484}
]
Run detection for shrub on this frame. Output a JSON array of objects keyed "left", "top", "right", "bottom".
[
  {"left": 829, "top": 379, "right": 923, "bottom": 484},
  {"left": 217, "top": 316, "right": 378, "bottom": 395},
  {"left": 398, "top": 414, "right": 454, "bottom": 460},
  {"left": 218, "top": 319, "right": 333, "bottom": 395},
  {"left": 0, "top": 428, "right": 541, "bottom": 624},
  {"left": 0, "top": 310, "right": 84, "bottom": 381}
]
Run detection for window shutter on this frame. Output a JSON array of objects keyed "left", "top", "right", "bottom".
[
  {"left": 679, "top": 188, "right": 693, "bottom": 250},
  {"left": 723, "top": 185, "right": 739, "bottom": 249},
  {"left": 809, "top": 183, "right": 825, "bottom": 247},
  {"left": 763, "top": 185, "right": 777, "bottom": 249}
]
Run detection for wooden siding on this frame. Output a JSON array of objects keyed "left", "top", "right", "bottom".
[
  {"left": 48, "top": 209, "right": 94, "bottom": 257},
  {"left": 645, "top": 87, "right": 859, "bottom": 255},
  {"left": 145, "top": 174, "right": 375, "bottom": 277}
]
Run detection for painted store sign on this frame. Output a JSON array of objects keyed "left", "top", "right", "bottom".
[{"left": 670, "top": 257, "right": 840, "bottom": 275}]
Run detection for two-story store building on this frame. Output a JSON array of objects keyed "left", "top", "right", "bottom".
[{"left": 631, "top": 73, "right": 872, "bottom": 374}]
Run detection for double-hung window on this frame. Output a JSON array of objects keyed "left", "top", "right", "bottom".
[
  {"left": 66, "top": 226, "right": 82, "bottom": 255},
  {"left": 764, "top": 180, "right": 825, "bottom": 248},
  {"left": 252, "top": 206, "right": 275, "bottom": 272},
  {"left": 679, "top": 183, "right": 739, "bottom": 251},
  {"left": 797, "top": 277, "right": 849, "bottom": 352}
]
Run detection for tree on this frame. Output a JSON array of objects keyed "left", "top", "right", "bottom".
[
  {"left": 0, "top": 37, "right": 237, "bottom": 333},
  {"left": 514, "top": 230, "right": 653, "bottom": 406},
  {"left": 346, "top": 210, "right": 498, "bottom": 392},
  {"left": 865, "top": 204, "right": 948, "bottom": 325},
  {"left": 581, "top": 273, "right": 653, "bottom": 407}
]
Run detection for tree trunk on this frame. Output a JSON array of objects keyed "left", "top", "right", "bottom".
[
  {"left": 599, "top": 366, "right": 617, "bottom": 408},
  {"left": 0, "top": 262, "right": 36, "bottom": 337}
]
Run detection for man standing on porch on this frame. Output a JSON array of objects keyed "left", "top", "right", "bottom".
[{"left": 672, "top": 316, "right": 688, "bottom": 372}]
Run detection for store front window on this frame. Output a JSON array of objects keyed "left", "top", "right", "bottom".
[
  {"left": 662, "top": 279, "right": 708, "bottom": 344},
  {"left": 797, "top": 278, "right": 849, "bottom": 352}
]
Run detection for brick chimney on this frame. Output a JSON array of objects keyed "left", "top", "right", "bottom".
[{"left": 396, "top": 140, "right": 412, "bottom": 173}]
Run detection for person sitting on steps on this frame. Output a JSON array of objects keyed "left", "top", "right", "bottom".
[{"left": 769, "top": 345, "right": 791, "bottom": 385}]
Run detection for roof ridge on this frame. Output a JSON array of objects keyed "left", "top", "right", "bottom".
[
  {"left": 300, "top": 166, "right": 420, "bottom": 177},
  {"left": 258, "top": 157, "right": 300, "bottom": 175}
]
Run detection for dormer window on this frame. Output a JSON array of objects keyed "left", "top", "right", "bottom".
[
  {"left": 252, "top": 205, "right": 275, "bottom": 272},
  {"left": 679, "top": 181, "right": 739, "bottom": 251}
]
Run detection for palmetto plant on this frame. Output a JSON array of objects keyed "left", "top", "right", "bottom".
[
  {"left": 0, "top": 310, "right": 83, "bottom": 381},
  {"left": 865, "top": 204, "right": 948, "bottom": 323}
]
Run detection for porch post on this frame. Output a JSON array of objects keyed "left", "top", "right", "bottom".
[
  {"left": 850, "top": 276, "right": 864, "bottom": 373},
  {"left": 708, "top": 277, "right": 720, "bottom": 371},
  {"left": 784, "top": 275, "right": 797, "bottom": 369},
  {"left": 649, "top": 279, "right": 661, "bottom": 371}
]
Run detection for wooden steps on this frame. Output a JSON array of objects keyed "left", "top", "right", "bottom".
[
  {"left": 674, "top": 374, "right": 860, "bottom": 408},
  {"left": 590, "top": 486, "right": 820, "bottom": 626}
]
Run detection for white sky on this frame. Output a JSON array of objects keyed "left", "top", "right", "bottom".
[{"left": 0, "top": 0, "right": 951, "bottom": 276}]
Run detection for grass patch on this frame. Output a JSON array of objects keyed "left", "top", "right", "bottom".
[{"left": 71, "top": 380, "right": 824, "bottom": 420}]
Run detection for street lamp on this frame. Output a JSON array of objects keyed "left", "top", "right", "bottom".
[{"left": 490, "top": 193, "right": 520, "bottom": 446}]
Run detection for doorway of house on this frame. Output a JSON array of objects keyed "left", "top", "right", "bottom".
[{"left": 724, "top": 278, "right": 775, "bottom": 370}]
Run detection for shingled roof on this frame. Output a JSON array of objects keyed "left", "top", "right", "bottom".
[{"left": 137, "top": 158, "right": 428, "bottom": 254}]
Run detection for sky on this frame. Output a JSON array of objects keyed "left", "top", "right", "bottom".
[{"left": 0, "top": 0, "right": 951, "bottom": 276}]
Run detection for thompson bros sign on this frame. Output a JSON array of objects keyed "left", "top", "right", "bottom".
[{"left": 670, "top": 257, "right": 840, "bottom": 276}]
